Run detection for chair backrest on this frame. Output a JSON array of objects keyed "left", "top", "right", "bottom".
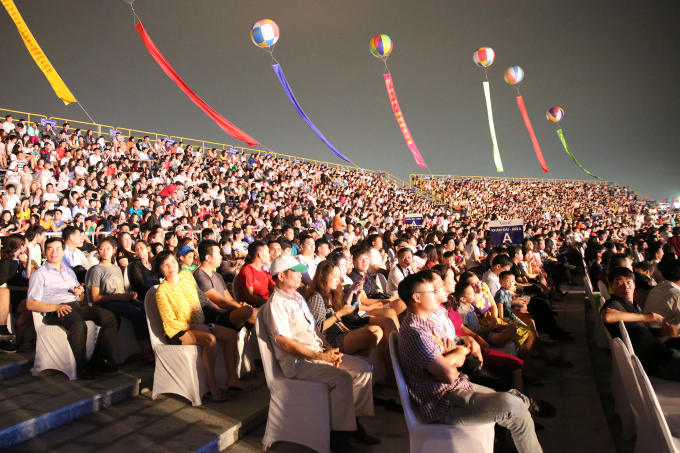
[
  {"left": 632, "top": 355, "right": 677, "bottom": 453},
  {"left": 376, "top": 273, "right": 387, "bottom": 293},
  {"left": 232, "top": 272, "right": 241, "bottom": 302},
  {"left": 598, "top": 280, "right": 611, "bottom": 302},
  {"left": 584, "top": 275, "right": 594, "bottom": 295},
  {"left": 143, "top": 286, "right": 166, "bottom": 348},
  {"left": 255, "top": 308, "right": 283, "bottom": 386},
  {"left": 612, "top": 338, "right": 651, "bottom": 434},
  {"left": 389, "top": 332, "right": 420, "bottom": 430},
  {"left": 123, "top": 266, "right": 132, "bottom": 293},
  {"left": 618, "top": 320, "right": 634, "bottom": 355},
  {"left": 84, "top": 268, "right": 94, "bottom": 306}
]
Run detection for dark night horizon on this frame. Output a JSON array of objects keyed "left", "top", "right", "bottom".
[{"left": 1, "top": 0, "right": 679, "bottom": 201}]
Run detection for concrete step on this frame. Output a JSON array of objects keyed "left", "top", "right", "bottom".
[
  {"left": 0, "top": 367, "right": 142, "bottom": 450},
  {"left": 0, "top": 351, "right": 34, "bottom": 381},
  {"left": 2, "top": 370, "right": 269, "bottom": 453}
]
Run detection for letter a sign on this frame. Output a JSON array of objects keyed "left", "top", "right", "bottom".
[{"left": 488, "top": 219, "right": 525, "bottom": 246}]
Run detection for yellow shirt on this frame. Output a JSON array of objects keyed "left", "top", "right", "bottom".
[{"left": 155, "top": 270, "right": 208, "bottom": 338}]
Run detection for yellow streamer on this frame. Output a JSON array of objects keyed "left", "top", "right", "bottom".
[{"left": 2, "top": 0, "right": 77, "bottom": 105}]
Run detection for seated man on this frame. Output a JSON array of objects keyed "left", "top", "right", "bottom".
[
  {"left": 194, "top": 239, "right": 257, "bottom": 330},
  {"left": 260, "top": 256, "right": 379, "bottom": 452},
  {"left": 601, "top": 266, "right": 680, "bottom": 381},
  {"left": 62, "top": 225, "right": 92, "bottom": 283},
  {"left": 27, "top": 237, "right": 118, "bottom": 380},
  {"left": 397, "top": 272, "right": 542, "bottom": 453},
  {"left": 386, "top": 247, "right": 415, "bottom": 297},
  {"left": 349, "top": 247, "right": 406, "bottom": 315},
  {"left": 642, "top": 259, "right": 680, "bottom": 350}
]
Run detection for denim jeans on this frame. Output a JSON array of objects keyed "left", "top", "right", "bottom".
[{"left": 440, "top": 384, "right": 542, "bottom": 453}]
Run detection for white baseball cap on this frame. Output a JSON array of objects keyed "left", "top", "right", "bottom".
[{"left": 269, "top": 256, "right": 308, "bottom": 277}]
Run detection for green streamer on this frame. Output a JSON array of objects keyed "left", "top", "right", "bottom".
[
  {"left": 483, "top": 81, "right": 504, "bottom": 172},
  {"left": 557, "top": 129, "right": 602, "bottom": 180}
]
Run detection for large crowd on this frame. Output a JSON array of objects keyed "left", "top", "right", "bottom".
[{"left": 1, "top": 113, "right": 680, "bottom": 452}]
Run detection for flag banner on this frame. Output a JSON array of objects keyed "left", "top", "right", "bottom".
[
  {"left": 272, "top": 63, "right": 351, "bottom": 163},
  {"left": 135, "top": 22, "right": 259, "bottom": 147},
  {"left": 2, "top": 0, "right": 77, "bottom": 105},
  {"left": 557, "top": 129, "right": 602, "bottom": 180},
  {"left": 483, "top": 81, "right": 503, "bottom": 172},
  {"left": 384, "top": 73, "right": 427, "bottom": 168},
  {"left": 516, "top": 96, "right": 549, "bottom": 172}
]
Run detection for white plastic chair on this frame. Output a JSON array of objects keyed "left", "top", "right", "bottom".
[
  {"left": 123, "top": 266, "right": 132, "bottom": 292},
  {"left": 618, "top": 321, "right": 634, "bottom": 356},
  {"left": 598, "top": 280, "right": 611, "bottom": 303},
  {"left": 32, "top": 311, "right": 100, "bottom": 380},
  {"left": 144, "top": 286, "right": 208, "bottom": 406},
  {"left": 389, "top": 332, "right": 495, "bottom": 453},
  {"left": 376, "top": 273, "right": 388, "bottom": 293},
  {"left": 256, "top": 309, "right": 332, "bottom": 453},
  {"left": 584, "top": 276, "right": 608, "bottom": 350},
  {"left": 633, "top": 355, "right": 680, "bottom": 452},
  {"left": 611, "top": 338, "right": 642, "bottom": 443}
]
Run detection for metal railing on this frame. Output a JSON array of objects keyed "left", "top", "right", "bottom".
[
  {"left": 410, "top": 174, "right": 617, "bottom": 185},
  {"left": 0, "top": 106, "right": 411, "bottom": 189}
]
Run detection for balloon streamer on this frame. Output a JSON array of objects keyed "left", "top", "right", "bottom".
[
  {"left": 384, "top": 73, "right": 427, "bottom": 168},
  {"left": 483, "top": 82, "right": 504, "bottom": 172},
  {"left": 516, "top": 96, "right": 549, "bottom": 173},
  {"left": 2, "top": 0, "right": 77, "bottom": 105},
  {"left": 272, "top": 63, "right": 351, "bottom": 163},
  {"left": 135, "top": 21, "right": 259, "bottom": 147},
  {"left": 473, "top": 48, "right": 503, "bottom": 172},
  {"left": 557, "top": 129, "right": 602, "bottom": 180}
]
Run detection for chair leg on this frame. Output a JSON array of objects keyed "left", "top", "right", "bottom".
[{"left": 262, "top": 445, "right": 270, "bottom": 452}]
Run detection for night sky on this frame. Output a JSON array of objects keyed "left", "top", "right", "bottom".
[{"left": 1, "top": 0, "right": 679, "bottom": 200}]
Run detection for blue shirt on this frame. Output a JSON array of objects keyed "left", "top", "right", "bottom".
[
  {"left": 71, "top": 205, "right": 88, "bottom": 218},
  {"left": 27, "top": 262, "right": 80, "bottom": 306}
]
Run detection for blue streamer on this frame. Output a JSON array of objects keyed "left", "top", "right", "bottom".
[{"left": 272, "top": 63, "right": 351, "bottom": 163}]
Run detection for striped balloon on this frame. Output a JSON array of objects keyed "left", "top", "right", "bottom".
[
  {"left": 504, "top": 66, "right": 524, "bottom": 84},
  {"left": 370, "top": 34, "right": 393, "bottom": 58},
  {"left": 251, "top": 19, "right": 279, "bottom": 48},
  {"left": 547, "top": 107, "right": 564, "bottom": 123},
  {"left": 473, "top": 47, "right": 495, "bottom": 67}
]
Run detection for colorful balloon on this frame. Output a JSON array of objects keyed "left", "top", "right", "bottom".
[
  {"left": 547, "top": 107, "right": 564, "bottom": 123},
  {"left": 370, "top": 34, "right": 393, "bottom": 58},
  {"left": 504, "top": 66, "right": 524, "bottom": 84},
  {"left": 251, "top": 19, "right": 279, "bottom": 48},
  {"left": 473, "top": 47, "right": 495, "bottom": 67}
]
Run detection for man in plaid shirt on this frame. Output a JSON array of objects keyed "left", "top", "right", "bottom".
[{"left": 397, "top": 272, "right": 542, "bottom": 453}]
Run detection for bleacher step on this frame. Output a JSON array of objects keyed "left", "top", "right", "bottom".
[
  {"left": 3, "top": 372, "right": 269, "bottom": 453},
  {"left": 0, "top": 369, "right": 141, "bottom": 450},
  {"left": 0, "top": 351, "right": 34, "bottom": 381}
]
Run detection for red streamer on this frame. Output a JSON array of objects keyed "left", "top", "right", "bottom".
[
  {"left": 135, "top": 21, "right": 259, "bottom": 147},
  {"left": 516, "top": 96, "right": 549, "bottom": 173},
  {"left": 384, "top": 73, "right": 427, "bottom": 168}
]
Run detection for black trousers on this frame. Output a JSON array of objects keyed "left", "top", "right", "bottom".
[
  {"left": 527, "top": 297, "right": 563, "bottom": 338},
  {"left": 44, "top": 302, "right": 118, "bottom": 369}
]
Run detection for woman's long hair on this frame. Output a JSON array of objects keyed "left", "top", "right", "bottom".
[
  {"left": 305, "top": 260, "right": 345, "bottom": 312},
  {"left": 1, "top": 234, "right": 25, "bottom": 260}
]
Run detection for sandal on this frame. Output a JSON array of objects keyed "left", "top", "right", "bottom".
[{"left": 204, "top": 392, "right": 229, "bottom": 402}]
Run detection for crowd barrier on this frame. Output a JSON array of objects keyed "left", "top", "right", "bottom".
[{"left": 0, "top": 107, "right": 410, "bottom": 189}]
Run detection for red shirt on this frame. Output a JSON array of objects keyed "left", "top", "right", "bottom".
[
  {"left": 237, "top": 264, "right": 274, "bottom": 302},
  {"left": 159, "top": 184, "right": 176, "bottom": 198}
]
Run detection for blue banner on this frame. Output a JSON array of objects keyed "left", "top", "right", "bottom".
[
  {"left": 272, "top": 63, "right": 351, "bottom": 163},
  {"left": 229, "top": 148, "right": 238, "bottom": 155},
  {"left": 489, "top": 219, "right": 524, "bottom": 246},
  {"left": 109, "top": 129, "right": 121, "bottom": 137},
  {"left": 404, "top": 214, "right": 423, "bottom": 226},
  {"left": 40, "top": 118, "right": 57, "bottom": 128},
  {"left": 294, "top": 158, "right": 300, "bottom": 164}
]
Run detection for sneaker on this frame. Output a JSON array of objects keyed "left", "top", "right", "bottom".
[
  {"left": 0, "top": 341, "right": 18, "bottom": 353},
  {"left": 538, "top": 333, "right": 554, "bottom": 344},
  {"left": 528, "top": 397, "right": 557, "bottom": 418},
  {"left": 564, "top": 263, "right": 577, "bottom": 270},
  {"left": 91, "top": 359, "right": 118, "bottom": 373}
]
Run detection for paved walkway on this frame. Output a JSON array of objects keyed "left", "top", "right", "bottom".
[{"left": 226, "top": 286, "right": 617, "bottom": 453}]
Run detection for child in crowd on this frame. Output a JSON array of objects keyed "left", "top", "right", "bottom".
[{"left": 495, "top": 271, "right": 528, "bottom": 326}]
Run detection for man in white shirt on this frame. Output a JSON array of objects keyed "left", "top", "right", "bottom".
[
  {"left": 1, "top": 115, "right": 15, "bottom": 134},
  {"left": 643, "top": 260, "right": 680, "bottom": 340},
  {"left": 386, "top": 247, "right": 415, "bottom": 297},
  {"left": 43, "top": 184, "right": 59, "bottom": 205},
  {"left": 62, "top": 226, "right": 92, "bottom": 283},
  {"left": 295, "top": 234, "right": 318, "bottom": 285},
  {"left": 464, "top": 232, "right": 482, "bottom": 270},
  {"left": 260, "top": 256, "right": 377, "bottom": 451},
  {"left": 4, "top": 185, "right": 20, "bottom": 212}
]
